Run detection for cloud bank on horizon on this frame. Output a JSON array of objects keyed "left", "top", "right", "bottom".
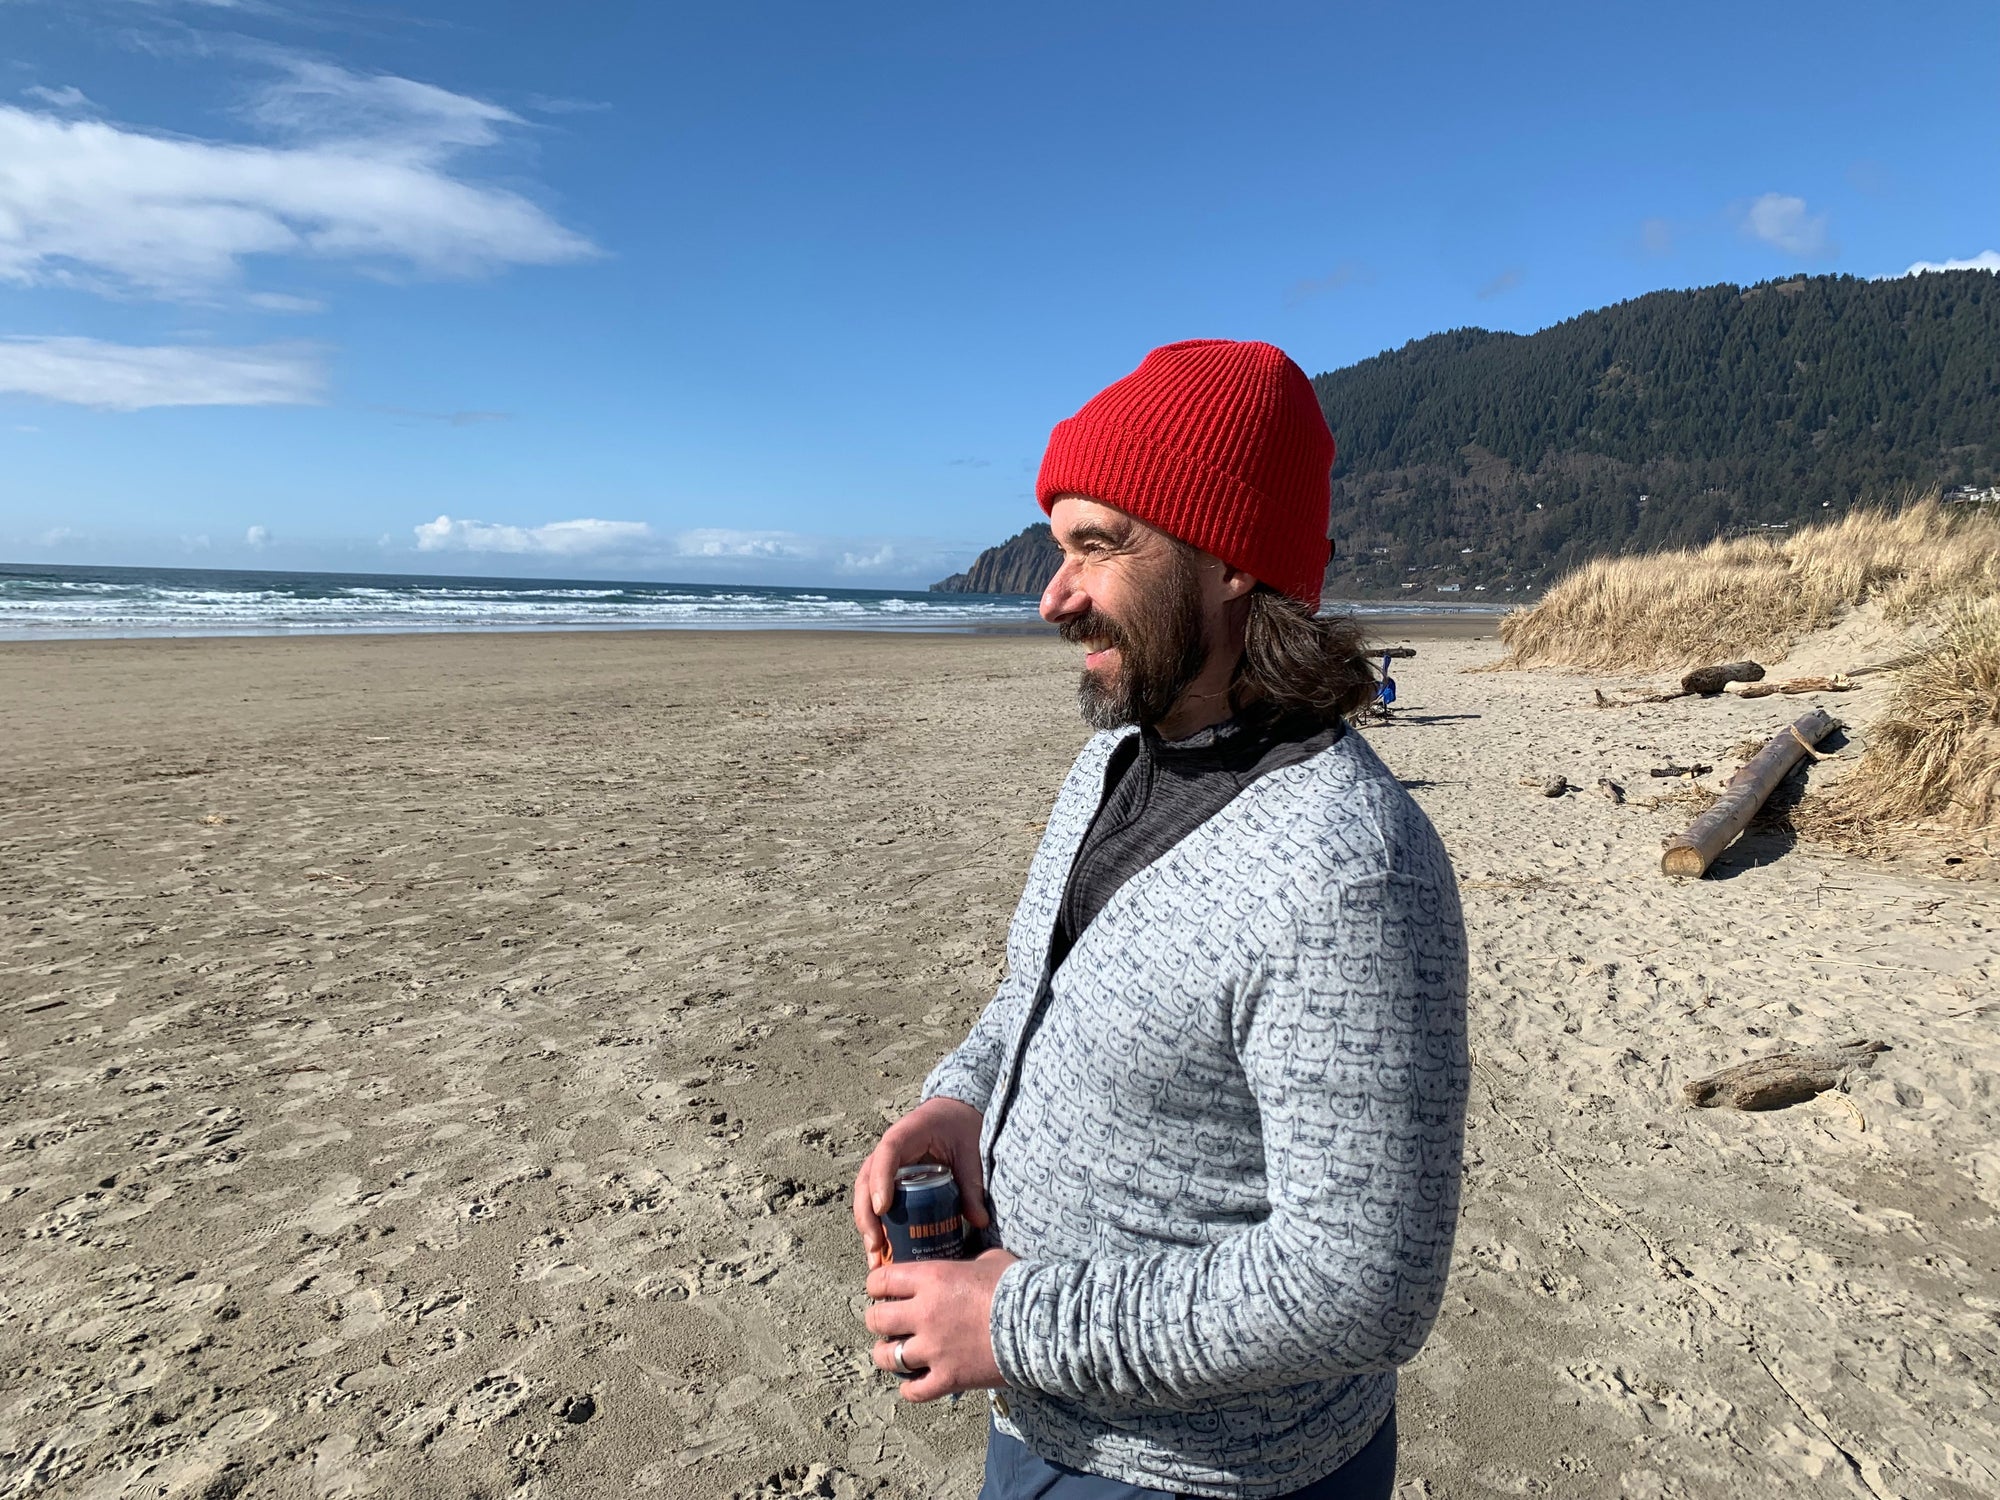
[{"left": 410, "top": 515, "right": 937, "bottom": 579}]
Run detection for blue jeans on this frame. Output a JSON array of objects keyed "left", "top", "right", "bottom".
[{"left": 978, "top": 1408, "right": 1396, "bottom": 1499}]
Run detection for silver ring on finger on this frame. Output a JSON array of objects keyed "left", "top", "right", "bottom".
[{"left": 891, "top": 1338, "right": 911, "bottom": 1375}]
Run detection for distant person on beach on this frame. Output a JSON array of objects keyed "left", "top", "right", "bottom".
[{"left": 852, "top": 340, "right": 1470, "bottom": 1499}]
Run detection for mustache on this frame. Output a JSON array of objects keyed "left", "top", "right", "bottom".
[{"left": 1058, "top": 611, "right": 1127, "bottom": 651}]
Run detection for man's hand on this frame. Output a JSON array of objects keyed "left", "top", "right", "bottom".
[
  {"left": 851, "top": 1095, "right": 990, "bottom": 1267},
  {"left": 864, "top": 1248, "right": 1018, "bottom": 1401}
]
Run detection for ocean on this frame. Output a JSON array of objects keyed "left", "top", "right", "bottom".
[
  {"left": 0, "top": 563, "right": 1048, "bottom": 639},
  {"left": 0, "top": 562, "right": 1505, "bottom": 640}
]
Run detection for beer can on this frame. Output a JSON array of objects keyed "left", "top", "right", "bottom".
[{"left": 883, "top": 1163, "right": 966, "bottom": 1264}]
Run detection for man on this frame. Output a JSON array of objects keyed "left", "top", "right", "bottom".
[{"left": 851, "top": 340, "right": 1469, "bottom": 1499}]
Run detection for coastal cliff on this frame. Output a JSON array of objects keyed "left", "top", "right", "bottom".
[{"left": 930, "top": 522, "right": 1063, "bottom": 595}]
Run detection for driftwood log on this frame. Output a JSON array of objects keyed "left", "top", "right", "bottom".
[
  {"left": 1681, "top": 660, "right": 1766, "bottom": 695},
  {"left": 1683, "top": 1039, "right": 1888, "bottom": 1110},
  {"left": 1377, "top": 647, "right": 1418, "bottom": 660},
  {"left": 1660, "top": 707, "right": 1836, "bottom": 877}
]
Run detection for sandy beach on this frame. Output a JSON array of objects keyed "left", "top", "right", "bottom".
[{"left": 2, "top": 626, "right": 1995, "bottom": 1500}]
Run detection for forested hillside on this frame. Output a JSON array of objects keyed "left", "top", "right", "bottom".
[{"left": 1316, "top": 270, "right": 1999, "bottom": 598}]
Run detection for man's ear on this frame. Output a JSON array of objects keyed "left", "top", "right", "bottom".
[{"left": 1216, "top": 562, "right": 1258, "bottom": 602}]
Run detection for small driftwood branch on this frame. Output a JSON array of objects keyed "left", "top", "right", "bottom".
[
  {"left": 1727, "top": 674, "right": 1858, "bottom": 697},
  {"left": 1660, "top": 708, "right": 1836, "bottom": 877},
  {"left": 1376, "top": 647, "right": 1418, "bottom": 660},
  {"left": 1682, "top": 660, "right": 1766, "bottom": 695},
  {"left": 1649, "top": 763, "right": 1712, "bottom": 778},
  {"left": 1683, "top": 1039, "right": 1888, "bottom": 1111},
  {"left": 1593, "top": 686, "right": 1693, "bottom": 707}
]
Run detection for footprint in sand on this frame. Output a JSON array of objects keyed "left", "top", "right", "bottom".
[
  {"left": 452, "top": 1370, "right": 530, "bottom": 1427},
  {"left": 727, "top": 1464, "right": 876, "bottom": 1499},
  {"left": 807, "top": 1345, "right": 875, "bottom": 1388}
]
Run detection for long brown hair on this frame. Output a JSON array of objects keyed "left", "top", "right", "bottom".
[{"left": 1229, "top": 585, "right": 1378, "bottom": 725}]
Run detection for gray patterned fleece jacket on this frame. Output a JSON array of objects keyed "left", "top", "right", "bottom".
[{"left": 922, "top": 725, "right": 1469, "bottom": 1497}]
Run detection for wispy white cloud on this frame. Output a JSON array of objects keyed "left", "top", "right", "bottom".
[
  {"left": 525, "top": 94, "right": 613, "bottom": 116},
  {"left": 1897, "top": 251, "right": 2000, "bottom": 276},
  {"left": 0, "top": 335, "right": 327, "bottom": 409},
  {"left": 1286, "top": 260, "right": 1373, "bottom": 307},
  {"left": 1741, "top": 193, "right": 1834, "bottom": 258},
  {"left": 23, "top": 84, "right": 92, "bottom": 110},
  {"left": 414, "top": 515, "right": 656, "bottom": 557},
  {"left": 246, "top": 290, "right": 325, "bottom": 313},
  {"left": 245, "top": 523, "right": 271, "bottom": 548},
  {"left": 0, "top": 59, "right": 597, "bottom": 301},
  {"left": 370, "top": 404, "right": 510, "bottom": 426},
  {"left": 246, "top": 58, "right": 519, "bottom": 158}
]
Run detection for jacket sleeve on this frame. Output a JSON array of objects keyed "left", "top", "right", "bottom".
[
  {"left": 986, "top": 867, "right": 1469, "bottom": 1405},
  {"left": 919, "top": 977, "right": 1022, "bottom": 1114}
]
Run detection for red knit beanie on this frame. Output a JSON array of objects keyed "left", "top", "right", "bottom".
[{"left": 1036, "top": 339, "right": 1334, "bottom": 608}]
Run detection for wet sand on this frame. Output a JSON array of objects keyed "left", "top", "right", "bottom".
[{"left": 1, "top": 628, "right": 1994, "bottom": 1499}]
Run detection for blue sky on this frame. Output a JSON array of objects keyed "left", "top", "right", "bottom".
[{"left": 1, "top": 0, "right": 1995, "bottom": 585}]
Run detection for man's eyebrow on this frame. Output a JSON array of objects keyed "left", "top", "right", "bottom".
[{"left": 1060, "top": 521, "right": 1131, "bottom": 550}]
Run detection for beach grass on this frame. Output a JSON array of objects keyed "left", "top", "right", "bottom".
[
  {"left": 1498, "top": 494, "right": 2000, "bottom": 852},
  {"left": 1496, "top": 496, "right": 2000, "bottom": 673},
  {"left": 1798, "top": 597, "right": 2000, "bottom": 852}
]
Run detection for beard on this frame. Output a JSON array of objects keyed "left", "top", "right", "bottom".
[{"left": 1061, "top": 546, "right": 1211, "bottom": 731}]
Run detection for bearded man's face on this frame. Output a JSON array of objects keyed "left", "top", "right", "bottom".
[{"left": 1057, "top": 538, "right": 1210, "bottom": 731}]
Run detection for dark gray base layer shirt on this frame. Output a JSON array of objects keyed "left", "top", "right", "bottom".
[{"left": 924, "top": 725, "right": 1469, "bottom": 1499}]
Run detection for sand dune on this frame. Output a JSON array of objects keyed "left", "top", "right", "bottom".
[{"left": 1, "top": 629, "right": 1994, "bottom": 1498}]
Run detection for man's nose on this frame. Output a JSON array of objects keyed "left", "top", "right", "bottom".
[{"left": 1039, "top": 559, "right": 1086, "bottom": 624}]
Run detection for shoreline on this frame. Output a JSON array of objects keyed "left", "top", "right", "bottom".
[{"left": 0, "top": 608, "right": 1504, "bottom": 650}]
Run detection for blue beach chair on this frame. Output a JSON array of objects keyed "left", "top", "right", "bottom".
[{"left": 1369, "top": 647, "right": 1415, "bottom": 718}]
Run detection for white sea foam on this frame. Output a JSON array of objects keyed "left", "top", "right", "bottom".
[{"left": 0, "top": 566, "right": 1052, "bottom": 639}]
